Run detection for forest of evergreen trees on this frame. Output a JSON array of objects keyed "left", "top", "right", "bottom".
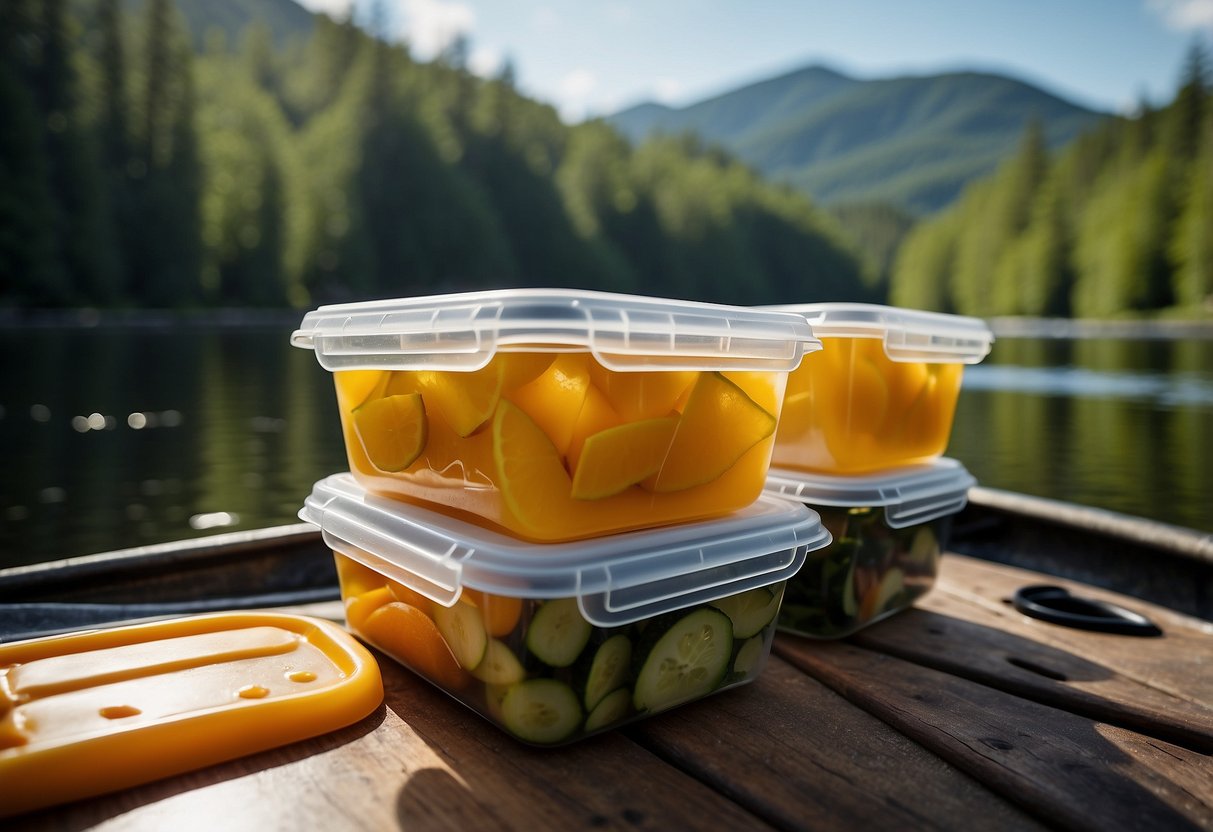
[
  {"left": 0, "top": 0, "right": 870, "bottom": 310},
  {"left": 890, "top": 46, "right": 1213, "bottom": 319}
]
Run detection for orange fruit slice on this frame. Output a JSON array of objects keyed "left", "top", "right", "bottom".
[
  {"left": 360, "top": 601, "right": 470, "bottom": 691},
  {"left": 498, "top": 352, "right": 556, "bottom": 390},
  {"left": 492, "top": 400, "right": 576, "bottom": 535},
  {"left": 335, "top": 370, "right": 389, "bottom": 410},
  {"left": 464, "top": 588, "right": 524, "bottom": 638},
  {"left": 353, "top": 392, "right": 428, "bottom": 472},
  {"left": 507, "top": 354, "right": 591, "bottom": 456},
  {"left": 344, "top": 586, "right": 394, "bottom": 631},
  {"left": 588, "top": 364, "right": 697, "bottom": 421},
  {"left": 647, "top": 372, "right": 776, "bottom": 493},
  {"left": 571, "top": 416, "right": 679, "bottom": 499},
  {"left": 566, "top": 385, "right": 621, "bottom": 473},
  {"left": 415, "top": 363, "right": 503, "bottom": 437}
]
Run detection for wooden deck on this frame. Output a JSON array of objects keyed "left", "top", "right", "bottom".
[{"left": 11, "top": 553, "right": 1213, "bottom": 831}]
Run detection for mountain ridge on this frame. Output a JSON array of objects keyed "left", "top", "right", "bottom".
[{"left": 609, "top": 63, "right": 1107, "bottom": 212}]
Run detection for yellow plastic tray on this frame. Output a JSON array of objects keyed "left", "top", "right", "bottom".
[{"left": 0, "top": 612, "right": 383, "bottom": 817}]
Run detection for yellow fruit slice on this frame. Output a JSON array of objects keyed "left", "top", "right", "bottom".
[
  {"left": 571, "top": 416, "right": 679, "bottom": 499},
  {"left": 507, "top": 354, "right": 591, "bottom": 456},
  {"left": 492, "top": 400, "right": 576, "bottom": 535},
  {"left": 566, "top": 385, "right": 621, "bottom": 473},
  {"left": 588, "top": 364, "right": 697, "bottom": 421},
  {"left": 497, "top": 352, "right": 556, "bottom": 390},
  {"left": 353, "top": 392, "right": 428, "bottom": 472},
  {"left": 335, "top": 370, "right": 389, "bottom": 411},
  {"left": 415, "top": 363, "right": 503, "bottom": 437},
  {"left": 647, "top": 372, "right": 776, "bottom": 493}
]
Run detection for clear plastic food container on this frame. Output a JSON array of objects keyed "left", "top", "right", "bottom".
[
  {"left": 763, "top": 303, "right": 992, "bottom": 474},
  {"left": 765, "top": 458, "right": 975, "bottom": 638},
  {"left": 291, "top": 289, "right": 819, "bottom": 542},
  {"left": 300, "top": 473, "right": 830, "bottom": 746},
  {"left": 0, "top": 613, "right": 383, "bottom": 817}
]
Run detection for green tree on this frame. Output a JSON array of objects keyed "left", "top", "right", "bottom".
[
  {"left": 132, "top": 0, "right": 203, "bottom": 306},
  {"left": 0, "top": 0, "right": 63, "bottom": 304}
]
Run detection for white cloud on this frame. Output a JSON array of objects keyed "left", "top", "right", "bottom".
[
  {"left": 400, "top": 0, "right": 476, "bottom": 59},
  {"left": 1147, "top": 0, "right": 1213, "bottom": 31},
  {"left": 557, "top": 68, "right": 597, "bottom": 121},
  {"left": 293, "top": 0, "right": 354, "bottom": 16},
  {"left": 469, "top": 44, "right": 504, "bottom": 77},
  {"left": 653, "top": 77, "right": 684, "bottom": 103}
]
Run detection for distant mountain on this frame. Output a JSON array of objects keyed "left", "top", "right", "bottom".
[{"left": 608, "top": 65, "right": 1107, "bottom": 213}]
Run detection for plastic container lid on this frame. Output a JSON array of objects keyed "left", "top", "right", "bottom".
[
  {"left": 292, "top": 288, "right": 821, "bottom": 372},
  {"left": 765, "top": 458, "right": 976, "bottom": 529},
  {"left": 764, "top": 302, "right": 993, "bottom": 363},
  {"left": 301, "top": 473, "right": 831, "bottom": 627},
  {"left": 0, "top": 613, "right": 382, "bottom": 818}
]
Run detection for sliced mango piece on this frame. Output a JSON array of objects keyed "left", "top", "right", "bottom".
[
  {"left": 344, "top": 586, "right": 394, "bottom": 631},
  {"left": 566, "top": 385, "right": 621, "bottom": 474},
  {"left": 492, "top": 400, "right": 575, "bottom": 535},
  {"left": 464, "top": 589, "right": 524, "bottom": 638},
  {"left": 353, "top": 392, "right": 428, "bottom": 472},
  {"left": 647, "top": 372, "right": 776, "bottom": 493},
  {"left": 588, "top": 364, "right": 697, "bottom": 421},
  {"left": 571, "top": 415, "right": 679, "bottom": 499},
  {"left": 497, "top": 352, "right": 556, "bottom": 390},
  {"left": 415, "top": 364, "right": 503, "bottom": 437},
  {"left": 335, "top": 369, "right": 389, "bottom": 411},
  {"left": 361, "top": 601, "right": 470, "bottom": 691},
  {"left": 507, "top": 354, "right": 591, "bottom": 456}
]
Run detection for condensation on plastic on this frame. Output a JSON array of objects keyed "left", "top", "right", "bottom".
[
  {"left": 300, "top": 473, "right": 831, "bottom": 627},
  {"left": 764, "top": 458, "right": 976, "bottom": 529},
  {"left": 291, "top": 288, "right": 821, "bottom": 372},
  {"left": 764, "top": 302, "right": 993, "bottom": 363}
]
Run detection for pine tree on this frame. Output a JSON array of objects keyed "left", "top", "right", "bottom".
[{"left": 0, "top": 0, "right": 64, "bottom": 304}]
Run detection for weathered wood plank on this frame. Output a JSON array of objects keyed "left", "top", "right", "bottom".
[
  {"left": 934, "top": 554, "right": 1213, "bottom": 706},
  {"left": 777, "top": 639, "right": 1213, "bottom": 832},
  {"left": 11, "top": 653, "right": 772, "bottom": 832},
  {"left": 848, "top": 598, "right": 1213, "bottom": 751},
  {"left": 628, "top": 655, "right": 1044, "bottom": 832}
]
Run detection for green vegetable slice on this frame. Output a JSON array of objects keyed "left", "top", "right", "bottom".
[
  {"left": 732, "top": 636, "right": 766, "bottom": 678},
  {"left": 710, "top": 587, "right": 780, "bottom": 639},
  {"left": 471, "top": 638, "right": 526, "bottom": 685},
  {"left": 633, "top": 607, "right": 733, "bottom": 713},
  {"left": 525, "top": 598, "right": 592, "bottom": 667},
  {"left": 501, "top": 679, "right": 583, "bottom": 744},
  {"left": 432, "top": 601, "right": 487, "bottom": 671},
  {"left": 579, "top": 634, "right": 632, "bottom": 712},
  {"left": 584, "top": 688, "right": 632, "bottom": 733}
]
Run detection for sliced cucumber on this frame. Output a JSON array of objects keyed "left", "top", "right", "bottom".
[
  {"left": 433, "top": 601, "right": 488, "bottom": 671},
  {"left": 500, "top": 678, "right": 583, "bottom": 745},
  {"left": 484, "top": 682, "right": 512, "bottom": 722},
  {"left": 732, "top": 636, "right": 765, "bottom": 679},
  {"left": 525, "top": 598, "right": 592, "bottom": 668},
  {"left": 710, "top": 587, "right": 780, "bottom": 639},
  {"left": 579, "top": 634, "right": 632, "bottom": 712},
  {"left": 633, "top": 607, "right": 733, "bottom": 713},
  {"left": 471, "top": 638, "right": 526, "bottom": 685},
  {"left": 584, "top": 687, "right": 632, "bottom": 733}
]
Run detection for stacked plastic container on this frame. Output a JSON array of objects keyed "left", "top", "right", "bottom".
[
  {"left": 292, "top": 289, "right": 833, "bottom": 745},
  {"left": 761, "top": 303, "right": 994, "bottom": 637}
]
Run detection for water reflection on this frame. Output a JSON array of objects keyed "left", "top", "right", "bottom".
[
  {"left": 0, "top": 326, "right": 349, "bottom": 567},
  {"left": 950, "top": 337, "right": 1213, "bottom": 535},
  {"left": 0, "top": 328, "right": 1209, "bottom": 568}
]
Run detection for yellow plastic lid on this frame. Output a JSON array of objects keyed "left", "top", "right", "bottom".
[{"left": 0, "top": 612, "right": 383, "bottom": 818}]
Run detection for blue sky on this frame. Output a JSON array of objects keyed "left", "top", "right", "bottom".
[{"left": 296, "top": 0, "right": 1213, "bottom": 121}]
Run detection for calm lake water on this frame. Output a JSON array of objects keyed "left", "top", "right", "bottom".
[{"left": 1, "top": 325, "right": 1210, "bottom": 568}]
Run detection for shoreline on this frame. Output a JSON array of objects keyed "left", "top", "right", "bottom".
[{"left": 2, "top": 309, "right": 1212, "bottom": 340}]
